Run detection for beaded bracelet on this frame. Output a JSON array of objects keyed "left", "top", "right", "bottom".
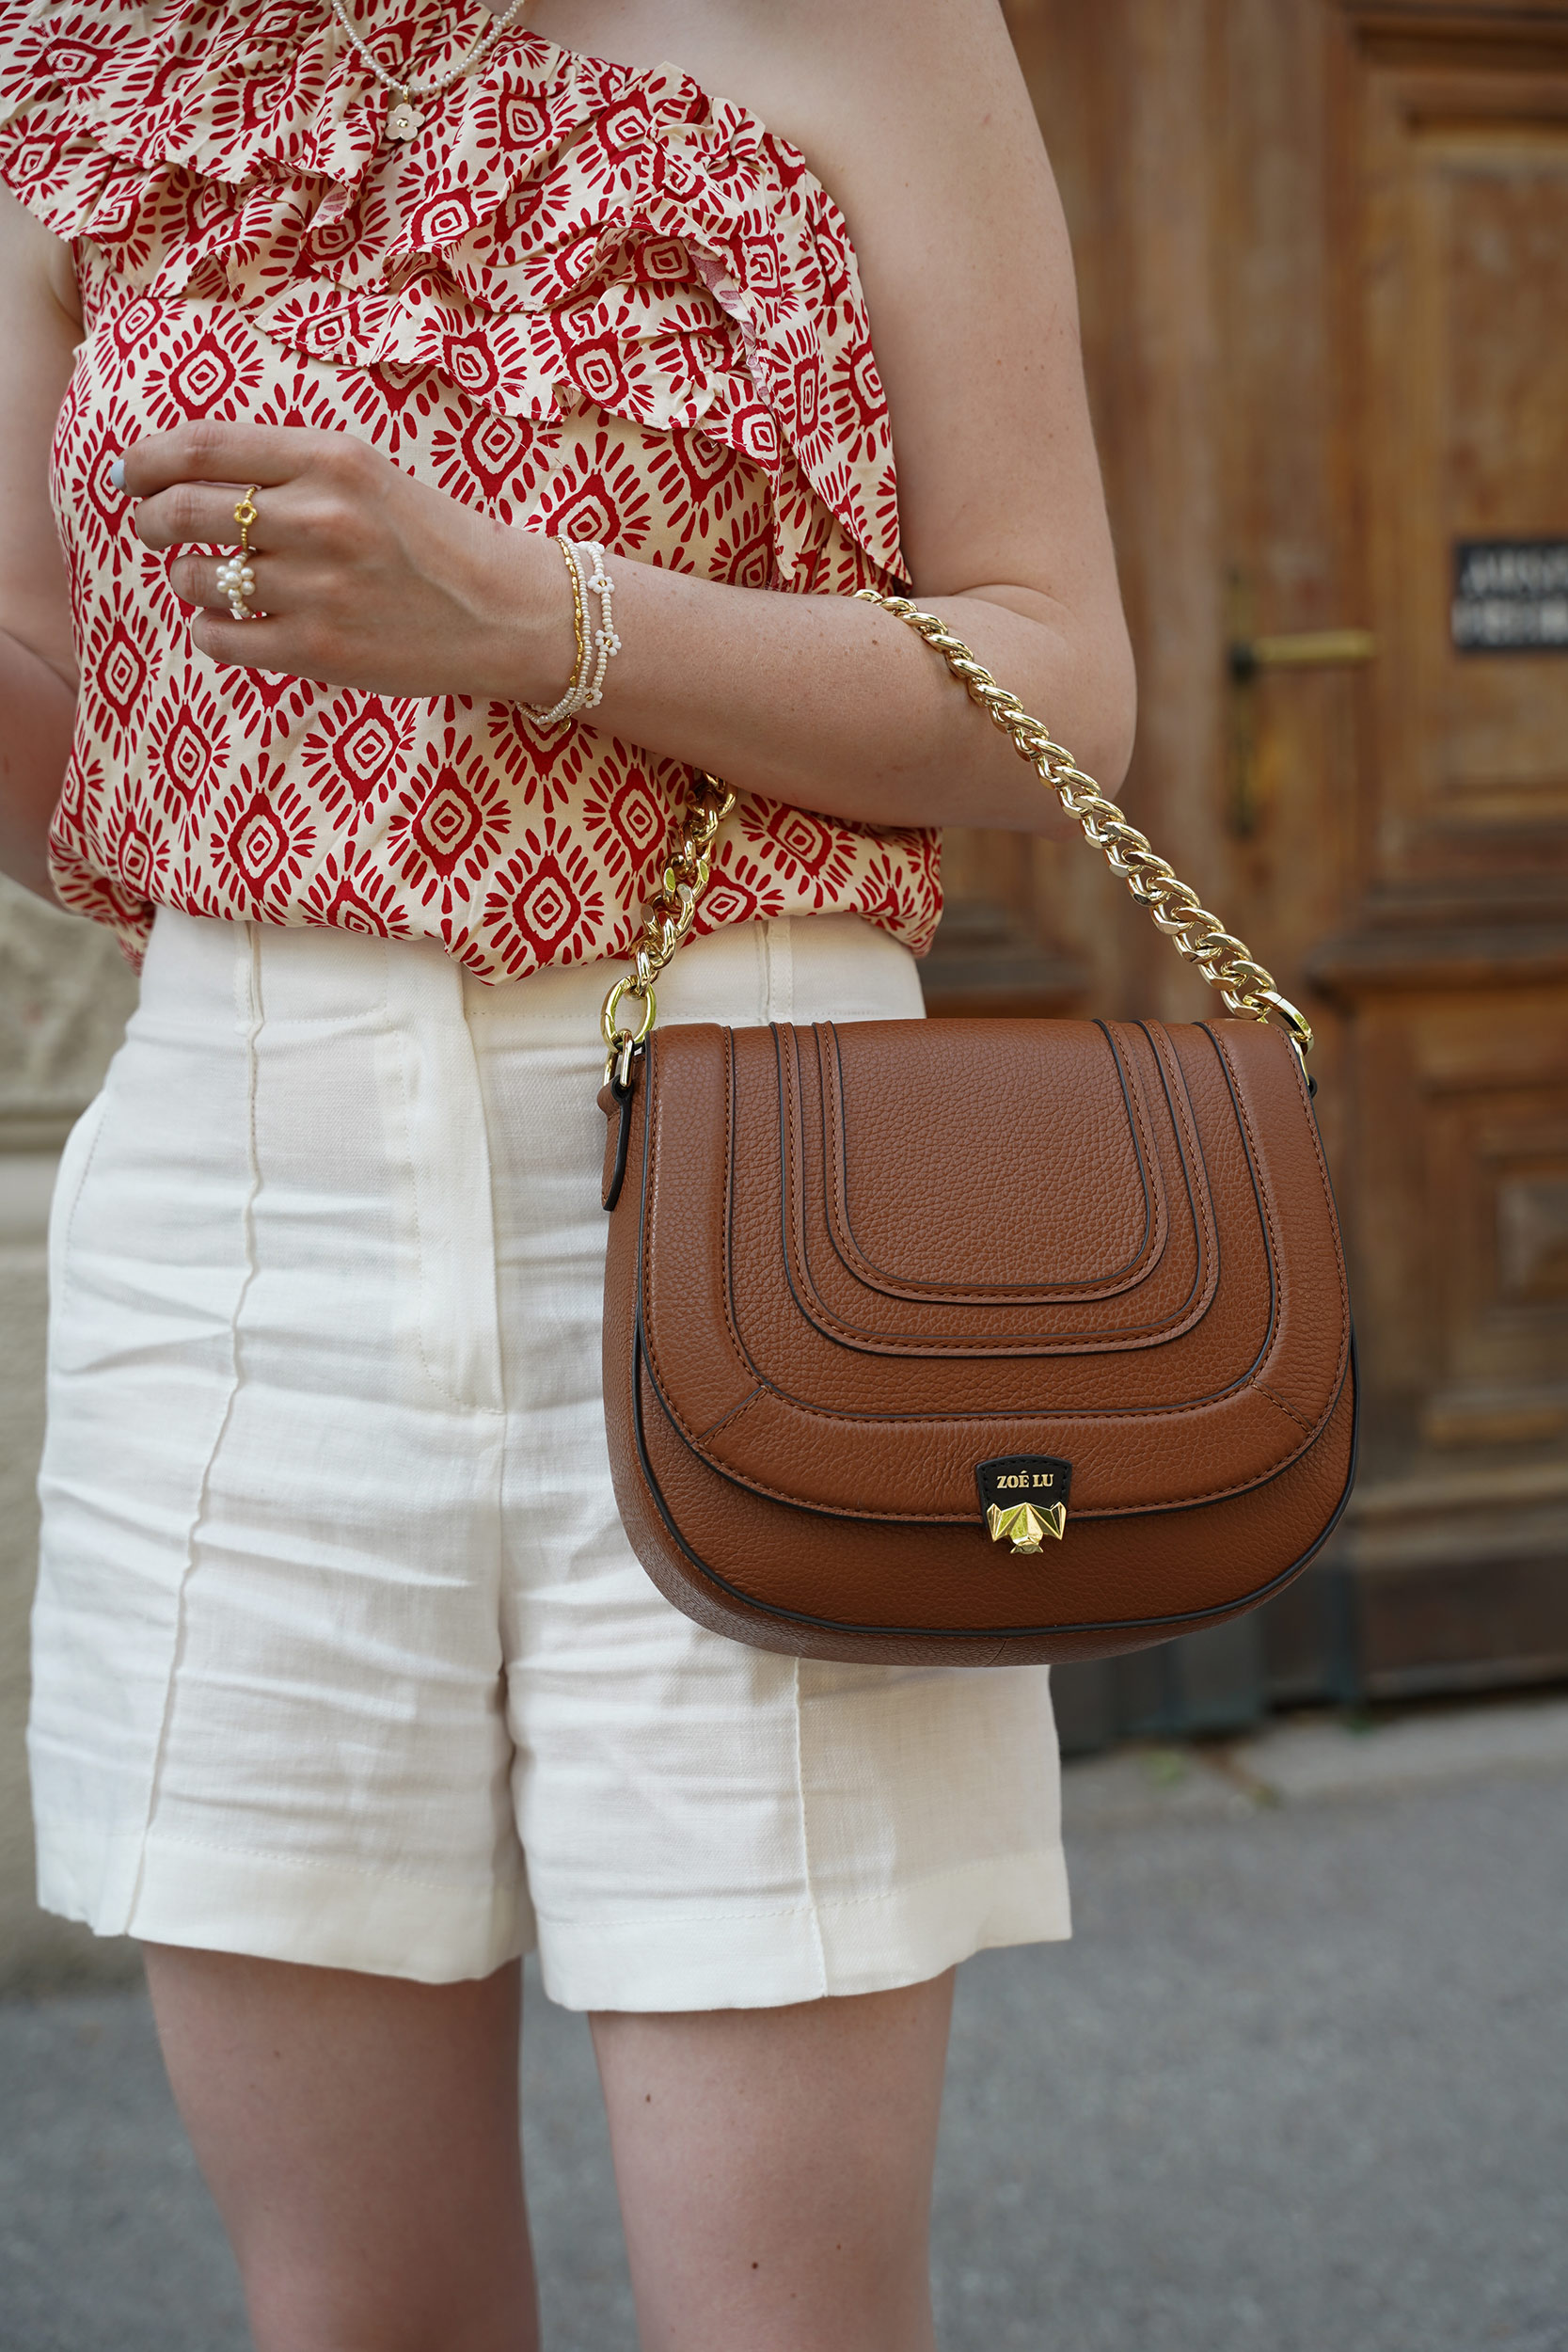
[
  {"left": 527, "top": 536, "right": 591, "bottom": 728},
  {"left": 526, "top": 537, "right": 623, "bottom": 729},
  {"left": 580, "top": 544, "right": 622, "bottom": 712}
]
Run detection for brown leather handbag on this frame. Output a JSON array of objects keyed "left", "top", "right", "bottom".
[{"left": 596, "top": 595, "right": 1356, "bottom": 1666}]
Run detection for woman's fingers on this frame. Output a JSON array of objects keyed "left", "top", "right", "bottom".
[
  {"left": 124, "top": 424, "right": 388, "bottom": 557},
  {"left": 118, "top": 422, "right": 331, "bottom": 500},
  {"left": 136, "top": 482, "right": 286, "bottom": 555},
  {"left": 103, "top": 421, "right": 549, "bottom": 700},
  {"left": 188, "top": 610, "right": 293, "bottom": 664},
  {"left": 167, "top": 552, "right": 293, "bottom": 614}
]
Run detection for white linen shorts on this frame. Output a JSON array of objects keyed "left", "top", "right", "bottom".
[{"left": 30, "top": 905, "right": 1069, "bottom": 2008}]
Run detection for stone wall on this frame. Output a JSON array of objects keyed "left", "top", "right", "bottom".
[{"left": 0, "top": 876, "right": 137, "bottom": 1988}]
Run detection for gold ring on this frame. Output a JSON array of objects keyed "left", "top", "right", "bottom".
[{"left": 217, "top": 485, "right": 260, "bottom": 621}]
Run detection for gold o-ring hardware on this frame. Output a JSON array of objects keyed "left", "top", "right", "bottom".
[
  {"left": 1258, "top": 990, "right": 1314, "bottom": 1062},
  {"left": 600, "top": 976, "right": 657, "bottom": 1059}
]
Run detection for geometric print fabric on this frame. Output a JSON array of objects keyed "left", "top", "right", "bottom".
[{"left": 0, "top": 0, "right": 942, "bottom": 980}]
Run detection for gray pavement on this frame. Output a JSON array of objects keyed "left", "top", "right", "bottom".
[{"left": 3, "top": 1696, "right": 1566, "bottom": 2352}]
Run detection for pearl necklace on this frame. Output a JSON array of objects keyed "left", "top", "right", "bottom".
[{"left": 326, "top": 0, "right": 531, "bottom": 142}]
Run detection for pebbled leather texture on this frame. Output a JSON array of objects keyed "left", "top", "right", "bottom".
[{"left": 602, "top": 1016, "right": 1357, "bottom": 1664}]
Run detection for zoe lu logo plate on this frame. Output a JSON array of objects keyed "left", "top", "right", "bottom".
[{"left": 975, "top": 1456, "right": 1074, "bottom": 1553}]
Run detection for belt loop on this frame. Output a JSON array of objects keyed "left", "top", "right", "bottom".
[
  {"left": 233, "top": 921, "right": 260, "bottom": 1035},
  {"left": 764, "top": 917, "right": 794, "bottom": 1025}
]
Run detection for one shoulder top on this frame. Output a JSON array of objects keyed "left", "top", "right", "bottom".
[{"left": 0, "top": 0, "right": 941, "bottom": 980}]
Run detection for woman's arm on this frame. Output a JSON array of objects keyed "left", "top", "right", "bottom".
[
  {"left": 0, "top": 187, "right": 81, "bottom": 902},
  {"left": 127, "top": 0, "right": 1133, "bottom": 835}
]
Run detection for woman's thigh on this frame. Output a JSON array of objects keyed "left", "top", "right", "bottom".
[
  {"left": 142, "top": 1947, "right": 536, "bottom": 2352},
  {"left": 593, "top": 1970, "right": 955, "bottom": 2352},
  {"left": 145, "top": 1945, "right": 951, "bottom": 2352}
]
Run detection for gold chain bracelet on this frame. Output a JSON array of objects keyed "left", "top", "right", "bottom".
[{"left": 598, "top": 595, "right": 1311, "bottom": 1080}]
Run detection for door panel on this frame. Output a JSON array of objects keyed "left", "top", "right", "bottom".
[
  {"left": 1363, "top": 57, "right": 1568, "bottom": 873},
  {"left": 992, "top": 0, "right": 1568, "bottom": 1732}
]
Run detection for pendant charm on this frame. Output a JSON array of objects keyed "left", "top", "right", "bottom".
[{"left": 386, "top": 94, "right": 420, "bottom": 141}]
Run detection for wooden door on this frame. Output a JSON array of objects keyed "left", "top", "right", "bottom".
[{"left": 950, "top": 0, "right": 1568, "bottom": 1726}]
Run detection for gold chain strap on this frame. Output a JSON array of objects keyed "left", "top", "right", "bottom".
[
  {"left": 599, "top": 773, "right": 736, "bottom": 1082},
  {"left": 857, "top": 594, "right": 1313, "bottom": 1052},
  {"left": 599, "top": 593, "right": 1311, "bottom": 1079}
]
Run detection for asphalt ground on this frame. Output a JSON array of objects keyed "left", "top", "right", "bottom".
[{"left": 3, "top": 1696, "right": 1566, "bottom": 2352}]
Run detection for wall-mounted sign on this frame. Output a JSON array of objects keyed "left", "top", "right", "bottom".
[{"left": 1452, "top": 540, "right": 1568, "bottom": 654}]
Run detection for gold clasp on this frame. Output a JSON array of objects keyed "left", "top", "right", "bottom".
[
  {"left": 986, "top": 1501, "right": 1068, "bottom": 1552},
  {"left": 977, "top": 1456, "right": 1073, "bottom": 1552}
]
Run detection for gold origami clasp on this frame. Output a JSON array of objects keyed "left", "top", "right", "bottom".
[{"left": 986, "top": 1501, "right": 1068, "bottom": 1553}]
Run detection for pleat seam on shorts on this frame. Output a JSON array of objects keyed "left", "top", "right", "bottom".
[{"left": 125, "top": 925, "right": 265, "bottom": 1928}]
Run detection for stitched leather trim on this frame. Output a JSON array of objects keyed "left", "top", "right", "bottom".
[
  {"left": 780, "top": 1020, "right": 1217, "bottom": 1354},
  {"left": 632, "top": 1322, "right": 1360, "bottom": 1623},
  {"left": 635, "top": 1021, "right": 1349, "bottom": 1520},
  {"left": 821, "top": 1021, "right": 1164, "bottom": 1302}
]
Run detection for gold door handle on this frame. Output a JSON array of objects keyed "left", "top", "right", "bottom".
[
  {"left": 1226, "top": 627, "right": 1377, "bottom": 835},
  {"left": 1228, "top": 628, "right": 1378, "bottom": 683}
]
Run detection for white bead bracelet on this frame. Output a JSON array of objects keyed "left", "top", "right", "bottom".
[{"left": 526, "top": 538, "right": 621, "bottom": 729}]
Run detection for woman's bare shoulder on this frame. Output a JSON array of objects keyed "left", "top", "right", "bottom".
[
  {"left": 717, "top": 0, "right": 1036, "bottom": 200},
  {"left": 721, "top": 0, "right": 1061, "bottom": 383},
  {"left": 531, "top": 0, "right": 1031, "bottom": 202},
  {"left": 763, "top": 0, "right": 1126, "bottom": 692}
]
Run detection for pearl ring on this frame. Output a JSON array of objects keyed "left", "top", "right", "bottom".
[{"left": 216, "top": 486, "right": 261, "bottom": 621}]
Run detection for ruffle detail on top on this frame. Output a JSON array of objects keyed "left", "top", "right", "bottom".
[{"left": 0, "top": 0, "right": 905, "bottom": 583}]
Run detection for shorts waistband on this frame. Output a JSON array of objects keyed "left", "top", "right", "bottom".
[{"left": 135, "top": 909, "right": 923, "bottom": 1038}]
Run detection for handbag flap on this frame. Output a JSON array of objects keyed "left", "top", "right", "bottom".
[
  {"left": 630, "top": 1017, "right": 1350, "bottom": 1523},
  {"left": 819, "top": 1019, "right": 1165, "bottom": 1296}
]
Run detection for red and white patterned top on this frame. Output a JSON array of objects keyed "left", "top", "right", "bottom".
[{"left": 0, "top": 0, "right": 941, "bottom": 978}]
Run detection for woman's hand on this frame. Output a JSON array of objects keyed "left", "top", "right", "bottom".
[
  {"left": 123, "top": 424, "right": 577, "bottom": 706},
  {"left": 122, "top": 406, "right": 1106, "bottom": 838}
]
